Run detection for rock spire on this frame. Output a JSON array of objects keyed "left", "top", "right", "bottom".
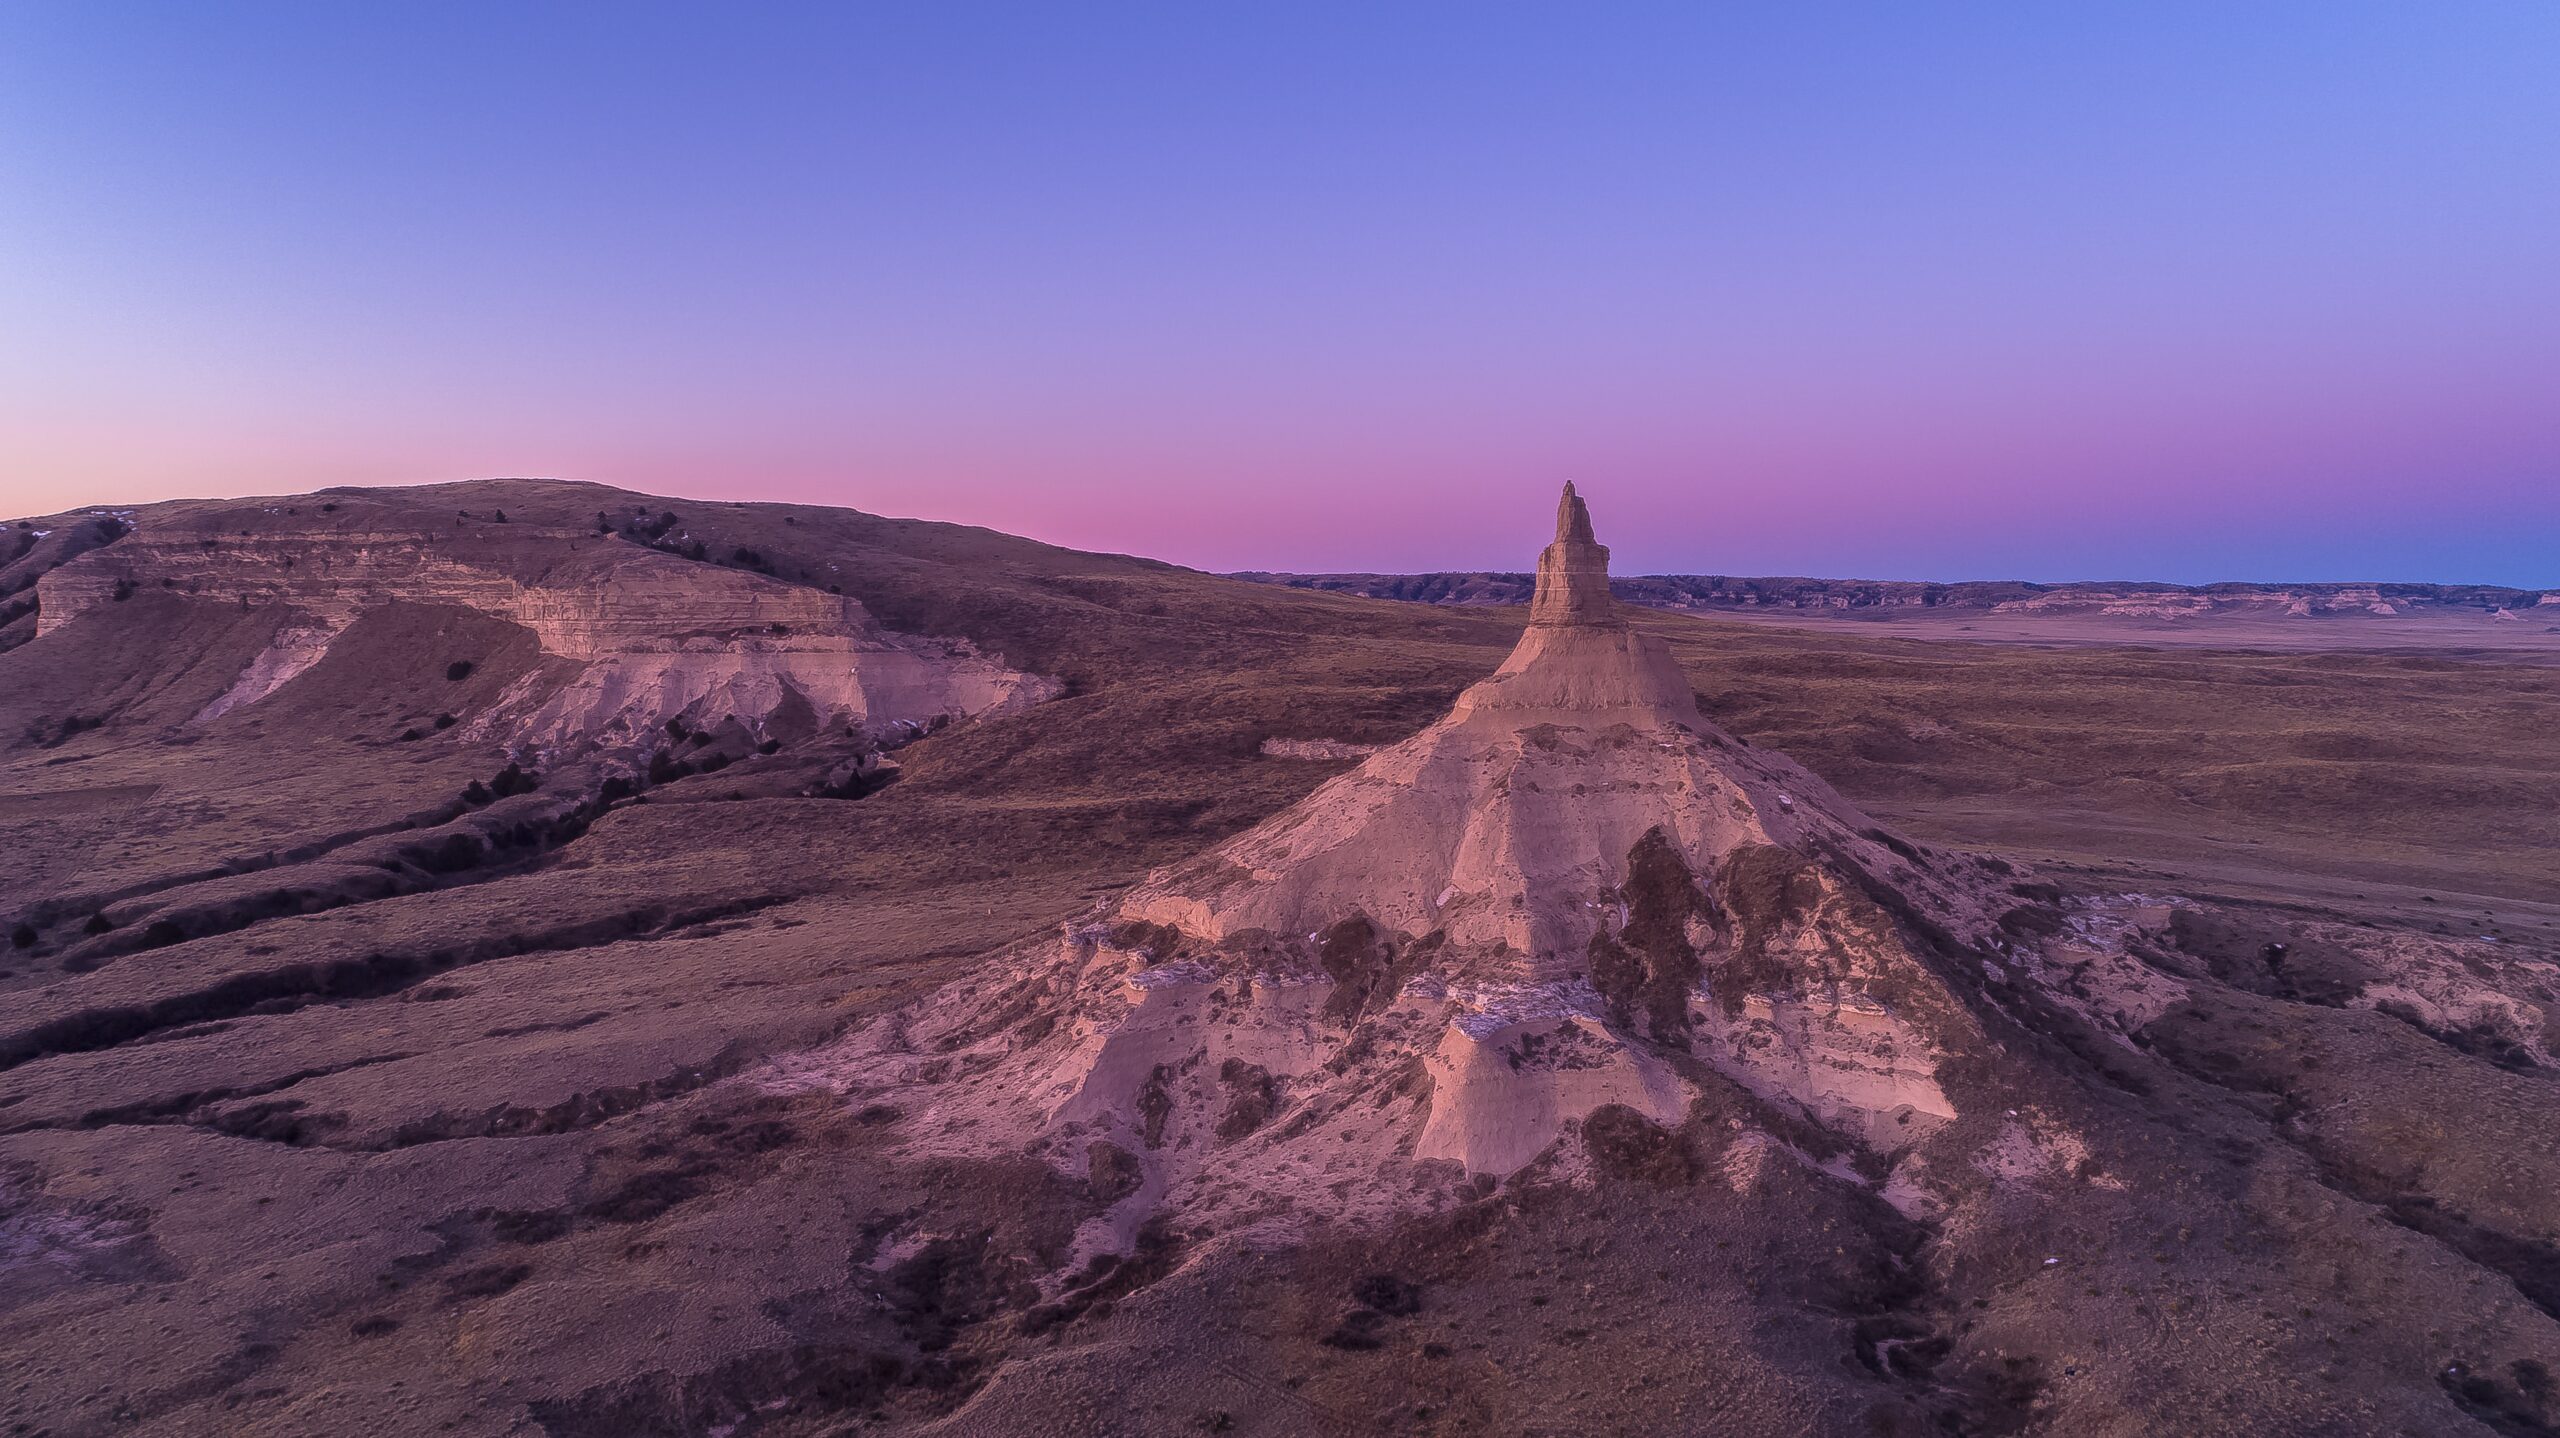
[
  {"left": 834, "top": 479, "right": 2018, "bottom": 1198},
  {"left": 1528, "top": 481, "right": 1618, "bottom": 628}
]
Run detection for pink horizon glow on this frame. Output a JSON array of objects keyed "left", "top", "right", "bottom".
[{"left": 2, "top": 5, "right": 2554, "bottom": 586}]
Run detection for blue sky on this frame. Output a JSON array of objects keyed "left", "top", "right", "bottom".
[{"left": 2, "top": 3, "right": 2555, "bottom": 583}]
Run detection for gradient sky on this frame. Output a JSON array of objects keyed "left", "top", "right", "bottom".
[{"left": 3, "top": 3, "right": 2555, "bottom": 584}]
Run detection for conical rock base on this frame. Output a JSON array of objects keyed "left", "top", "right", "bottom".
[{"left": 785, "top": 486, "right": 2081, "bottom": 1251}]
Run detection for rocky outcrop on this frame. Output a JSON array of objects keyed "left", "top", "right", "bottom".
[
  {"left": 1526, "top": 481, "right": 1615, "bottom": 627},
  {"left": 804, "top": 485, "right": 2039, "bottom": 1248},
  {"left": 0, "top": 510, "right": 134, "bottom": 652},
  {"left": 28, "top": 507, "right": 1057, "bottom": 754}
]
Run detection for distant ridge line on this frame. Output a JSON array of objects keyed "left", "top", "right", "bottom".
[{"left": 1228, "top": 571, "right": 2553, "bottom": 615}]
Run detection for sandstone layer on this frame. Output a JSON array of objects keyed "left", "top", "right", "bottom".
[{"left": 26, "top": 493, "right": 1057, "bottom": 756}]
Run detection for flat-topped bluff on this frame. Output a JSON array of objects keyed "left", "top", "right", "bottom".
[{"left": 10, "top": 485, "right": 1057, "bottom": 755}]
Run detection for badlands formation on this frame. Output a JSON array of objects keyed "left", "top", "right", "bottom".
[
  {"left": 839, "top": 489, "right": 2115, "bottom": 1235},
  {"left": 21, "top": 489, "right": 1054, "bottom": 758},
  {"left": 7, "top": 478, "right": 2560, "bottom": 1437}
]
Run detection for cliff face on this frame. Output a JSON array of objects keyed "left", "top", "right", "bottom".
[
  {"left": 0, "top": 510, "right": 135, "bottom": 651},
  {"left": 23, "top": 493, "right": 1057, "bottom": 755}
]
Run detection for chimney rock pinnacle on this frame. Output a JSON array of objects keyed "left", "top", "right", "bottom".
[{"left": 1529, "top": 482, "right": 1617, "bottom": 628}]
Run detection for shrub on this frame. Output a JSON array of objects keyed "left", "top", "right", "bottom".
[
  {"left": 433, "top": 713, "right": 456, "bottom": 730},
  {"left": 418, "top": 832, "right": 484, "bottom": 874},
  {"left": 82, "top": 912, "right": 112, "bottom": 935},
  {"left": 8, "top": 924, "right": 33, "bottom": 949},
  {"left": 110, "top": 578, "right": 136, "bottom": 602},
  {"left": 490, "top": 762, "right": 537, "bottom": 798},
  {"left": 492, "top": 509, "right": 508, "bottom": 524},
  {"left": 398, "top": 728, "right": 422, "bottom": 741},
  {"left": 647, "top": 750, "right": 693, "bottom": 785},
  {"left": 1351, "top": 1274, "right": 1423, "bottom": 1316},
  {"left": 462, "top": 779, "right": 493, "bottom": 806},
  {"left": 141, "top": 918, "right": 186, "bottom": 948},
  {"left": 445, "top": 660, "right": 475, "bottom": 681}
]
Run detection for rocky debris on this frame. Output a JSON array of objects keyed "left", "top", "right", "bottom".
[{"left": 807, "top": 750, "right": 904, "bottom": 800}]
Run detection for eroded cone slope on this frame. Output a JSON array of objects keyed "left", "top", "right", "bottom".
[{"left": 824, "top": 485, "right": 2054, "bottom": 1242}]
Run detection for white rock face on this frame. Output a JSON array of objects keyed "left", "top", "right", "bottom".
[
  {"left": 191, "top": 615, "right": 348, "bottom": 724},
  {"left": 470, "top": 625, "right": 1048, "bottom": 754},
  {"left": 1699, "top": 989, "right": 1956, "bottom": 1149}
]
